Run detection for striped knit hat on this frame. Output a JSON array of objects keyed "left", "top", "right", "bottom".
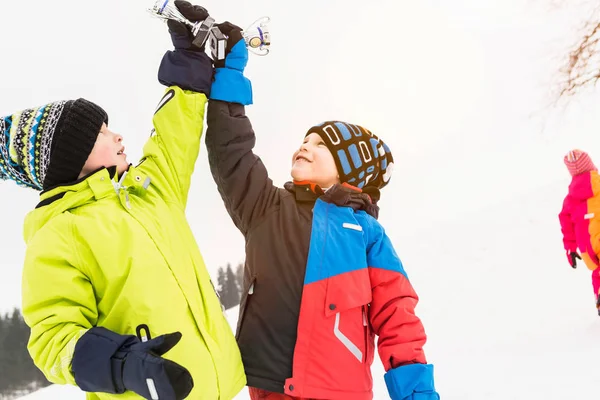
[
  {"left": 0, "top": 99, "right": 108, "bottom": 191},
  {"left": 306, "top": 121, "right": 394, "bottom": 190},
  {"left": 564, "top": 149, "right": 597, "bottom": 177}
]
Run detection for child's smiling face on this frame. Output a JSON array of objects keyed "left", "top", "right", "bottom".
[
  {"left": 79, "top": 123, "right": 129, "bottom": 178},
  {"left": 291, "top": 133, "right": 340, "bottom": 189}
]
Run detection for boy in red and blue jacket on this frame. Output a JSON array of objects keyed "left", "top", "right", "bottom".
[
  {"left": 559, "top": 149, "right": 600, "bottom": 315},
  {"left": 205, "top": 21, "right": 439, "bottom": 400}
]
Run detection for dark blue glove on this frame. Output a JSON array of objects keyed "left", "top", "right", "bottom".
[
  {"left": 384, "top": 363, "right": 440, "bottom": 400},
  {"left": 209, "top": 22, "right": 253, "bottom": 105},
  {"left": 158, "top": 0, "right": 214, "bottom": 94},
  {"left": 72, "top": 327, "right": 193, "bottom": 400}
]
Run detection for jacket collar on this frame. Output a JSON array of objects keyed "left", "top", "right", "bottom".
[
  {"left": 284, "top": 180, "right": 380, "bottom": 219},
  {"left": 35, "top": 164, "right": 151, "bottom": 209},
  {"left": 284, "top": 180, "right": 324, "bottom": 202}
]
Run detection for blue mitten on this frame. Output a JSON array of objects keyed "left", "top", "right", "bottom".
[
  {"left": 209, "top": 22, "right": 253, "bottom": 105},
  {"left": 384, "top": 363, "right": 440, "bottom": 400},
  {"left": 158, "top": 0, "right": 214, "bottom": 95},
  {"left": 72, "top": 327, "right": 193, "bottom": 400}
]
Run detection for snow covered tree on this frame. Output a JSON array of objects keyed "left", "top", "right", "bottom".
[
  {"left": 215, "top": 263, "right": 242, "bottom": 310},
  {"left": 0, "top": 309, "right": 49, "bottom": 397},
  {"left": 225, "top": 264, "right": 240, "bottom": 308},
  {"left": 235, "top": 263, "right": 244, "bottom": 295}
]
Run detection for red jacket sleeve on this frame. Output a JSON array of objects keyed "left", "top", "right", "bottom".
[
  {"left": 558, "top": 194, "right": 577, "bottom": 253},
  {"left": 366, "top": 218, "right": 427, "bottom": 371}
]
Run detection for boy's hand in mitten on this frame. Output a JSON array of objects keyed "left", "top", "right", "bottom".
[
  {"left": 166, "top": 0, "right": 210, "bottom": 51},
  {"left": 213, "top": 22, "right": 246, "bottom": 69},
  {"left": 72, "top": 327, "right": 193, "bottom": 400},
  {"left": 158, "top": 0, "right": 214, "bottom": 95},
  {"left": 209, "top": 21, "right": 253, "bottom": 105},
  {"left": 384, "top": 364, "right": 440, "bottom": 400},
  {"left": 118, "top": 332, "right": 192, "bottom": 400}
]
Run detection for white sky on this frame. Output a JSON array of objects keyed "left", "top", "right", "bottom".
[{"left": 2, "top": 0, "right": 600, "bottom": 312}]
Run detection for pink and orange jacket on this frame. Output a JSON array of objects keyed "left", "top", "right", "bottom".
[{"left": 559, "top": 170, "right": 600, "bottom": 270}]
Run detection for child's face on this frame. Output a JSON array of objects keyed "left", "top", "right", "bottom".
[
  {"left": 291, "top": 133, "right": 340, "bottom": 188},
  {"left": 79, "top": 123, "right": 129, "bottom": 178}
]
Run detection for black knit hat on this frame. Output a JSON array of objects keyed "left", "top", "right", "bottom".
[
  {"left": 43, "top": 99, "right": 108, "bottom": 190},
  {"left": 0, "top": 99, "right": 108, "bottom": 191},
  {"left": 305, "top": 121, "right": 394, "bottom": 190}
]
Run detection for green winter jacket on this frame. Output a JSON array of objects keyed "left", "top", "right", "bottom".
[{"left": 20, "top": 87, "right": 246, "bottom": 400}]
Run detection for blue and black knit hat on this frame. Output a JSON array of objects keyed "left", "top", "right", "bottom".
[
  {"left": 0, "top": 99, "right": 108, "bottom": 191},
  {"left": 306, "top": 121, "right": 394, "bottom": 190}
]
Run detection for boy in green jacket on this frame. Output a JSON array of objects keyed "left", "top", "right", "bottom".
[{"left": 0, "top": 2, "right": 244, "bottom": 399}]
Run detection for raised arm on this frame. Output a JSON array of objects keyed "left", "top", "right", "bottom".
[
  {"left": 138, "top": 1, "right": 213, "bottom": 206},
  {"left": 141, "top": 87, "right": 207, "bottom": 206},
  {"left": 205, "top": 21, "right": 278, "bottom": 234},
  {"left": 205, "top": 101, "right": 278, "bottom": 234}
]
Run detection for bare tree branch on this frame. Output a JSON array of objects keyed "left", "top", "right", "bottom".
[{"left": 556, "top": 5, "right": 600, "bottom": 99}]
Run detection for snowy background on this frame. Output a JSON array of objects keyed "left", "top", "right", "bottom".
[{"left": 3, "top": 0, "right": 600, "bottom": 399}]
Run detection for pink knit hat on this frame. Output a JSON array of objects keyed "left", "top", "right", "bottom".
[{"left": 564, "top": 149, "right": 597, "bottom": 176}]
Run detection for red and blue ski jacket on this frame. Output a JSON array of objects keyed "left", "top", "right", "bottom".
[{"left": 206, "top": 100, "right": 438, "bottom": 400}]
